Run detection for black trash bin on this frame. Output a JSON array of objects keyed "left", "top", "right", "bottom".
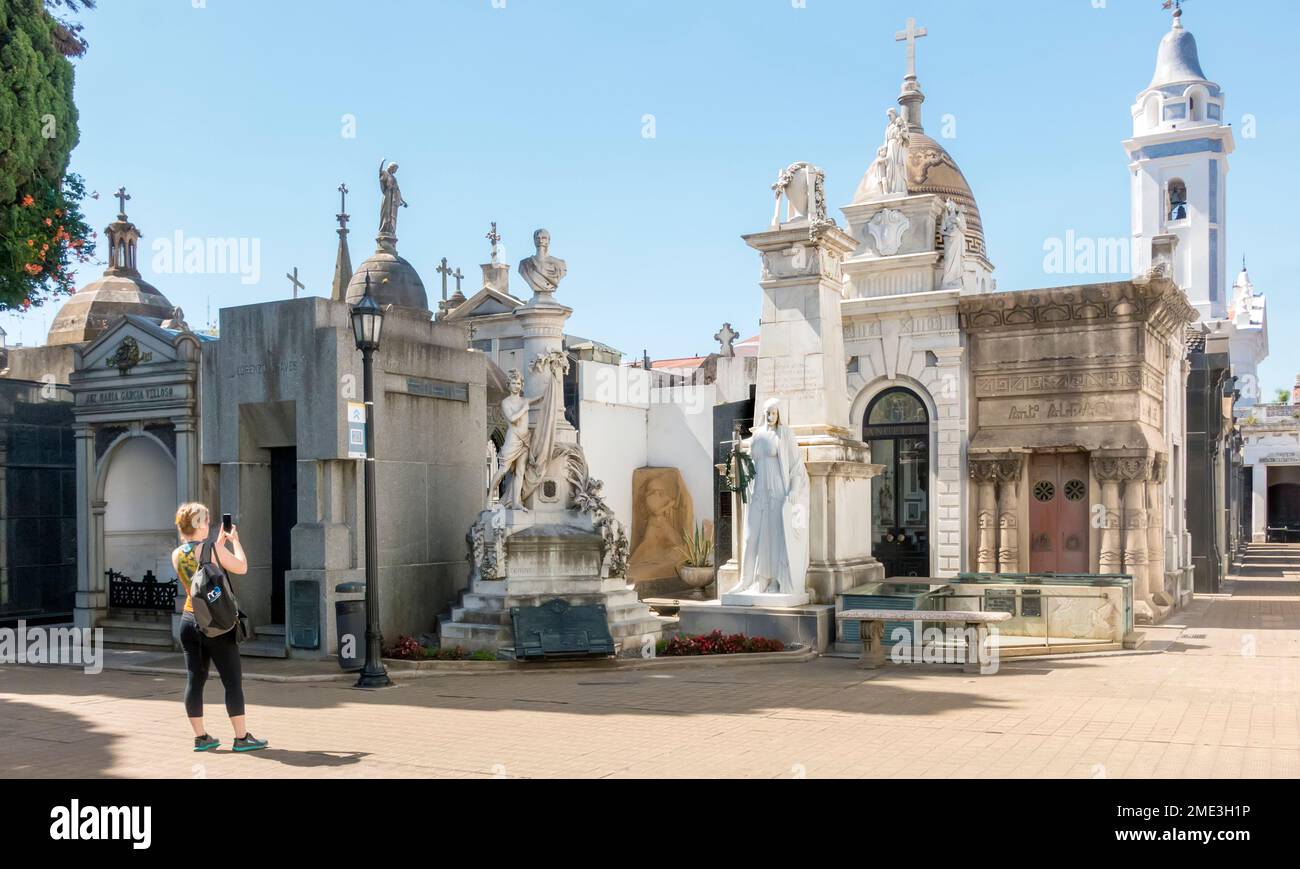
[{"left": 334, "top": 582, "right": 366, "bottom": 671}]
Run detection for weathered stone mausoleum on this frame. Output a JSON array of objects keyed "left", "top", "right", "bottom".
[{"left": 960, "top": 269, "right": 1198, "bottom": 622}]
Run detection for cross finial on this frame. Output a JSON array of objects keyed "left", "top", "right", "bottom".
[
  {"left": 486, "top": 222, "right": 502, "bottom": 264},
  {"left": 714, "top": 322, "right": 739, "bottom": 358},
  {"left": 436, "top": 256, "right": 453, "bottom": 301},
  {"left": 453, "top": 267, "right": 465, "bottom": 293},
  {"left": 286, "top": 266, "right": 305, "bottom": 299},
  {"left": 337, "top": 183, "right": 350, "bottom": 229},
  {"left": 114, "top": 186, "right": 131, "bottom": 219},
  {"left": 895, "top": 17, "right": 928, "bottom": 80}
]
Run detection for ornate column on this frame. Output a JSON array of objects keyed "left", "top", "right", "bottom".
[
  {"left": 1092, "top": 456, "right": 1124, "bottom": 575},
  {"left": 995, "top": 456, "right": 1023, "bottom": 573},
  {"left": 1120, "top": 457, "right": 1150, "bottom": 612},
  {"left": 1146, "top": 455, "right": 1168, "bottom": 605},
  {"left": 969, "top": 457, "right": 1000, "bottom": 573}
]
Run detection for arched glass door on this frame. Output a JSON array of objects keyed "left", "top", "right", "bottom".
[{"left": 863, "top": 388, "right": 930, "bottom": 577}]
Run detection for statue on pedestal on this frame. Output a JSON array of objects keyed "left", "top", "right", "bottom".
[
  {"left": 732, "top": 398, "right": 810, "bottom": 597},
  {"left": 488, "top": 369, "right": 544, "bottom": 510},
  {"left": 378, "top": 161, "right": 406, "bottom": 238},
  {"left": 883, "top": 108, "right": 911, "bottom": 195},
  {"left": 940, "top": 198, "right": 967, "bottom": 290},
  {"left": 518, "top": 229, "right": 567, "bottom": 297}
]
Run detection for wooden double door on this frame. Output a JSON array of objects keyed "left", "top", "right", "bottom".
[{"left": 1028, "top": 453, "right": 1090, "bottom": 574}]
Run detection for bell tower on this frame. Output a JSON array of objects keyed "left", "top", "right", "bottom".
[{"left": 1123, "top": 4, "right": 1233, "bottom": 321}]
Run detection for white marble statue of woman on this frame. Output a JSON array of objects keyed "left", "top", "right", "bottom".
[
  {"left": 940, "top": 199, "right": 967, "bottom": 290},
  {"left": 883, "top": 109, "right": 911, "bottom": 195},
  {"left": 733, "top": 398, "right": 810, "bottom": 598}
]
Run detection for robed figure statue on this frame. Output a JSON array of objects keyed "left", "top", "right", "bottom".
[
  {"left": 733, "top": 398, "right": 810, "bottom": 596},
  {"left": 378, "top": 161, "right": 406, "bottom": 237}
]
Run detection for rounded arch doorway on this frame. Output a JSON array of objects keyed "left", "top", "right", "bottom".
[{"left": 863, "top": 387, "right": 930, "bottom": 577}]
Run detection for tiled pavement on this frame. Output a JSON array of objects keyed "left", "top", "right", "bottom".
[{"left": 2, "top": 545, "right": 1298, "bottom": 779}]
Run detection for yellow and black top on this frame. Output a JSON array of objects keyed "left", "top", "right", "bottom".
[{"left": 174, "top": 541, "right": 202, "bottom": 615}]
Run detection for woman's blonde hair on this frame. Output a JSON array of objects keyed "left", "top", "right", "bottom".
[{"left": 175, "top": 502, "right": 210, "bottom": 536}]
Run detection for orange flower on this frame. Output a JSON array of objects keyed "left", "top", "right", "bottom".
[
  {"left": 54, "top": 209, "right": 63, "bottom": 217},
  {"left": 21, "top": 195, "right": 34, "bottom": 207},
  {"left": 43, "top": 218, "right": 52, "bottom": 226},
  {"left": 24, "top": 263, "right": 43, "bottom": 275}
]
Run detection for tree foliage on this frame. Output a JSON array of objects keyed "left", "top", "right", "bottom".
[{"left": 0, "top": 0, "right": 95, "bottom": 310}]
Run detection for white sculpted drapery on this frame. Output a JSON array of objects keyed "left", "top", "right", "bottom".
[{"left": 735, "top": 398, "right": 810, "bottom": 596}]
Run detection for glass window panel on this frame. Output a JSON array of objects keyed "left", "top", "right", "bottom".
[
  {"left": 870, "top": 439, "right": 896, "bottom": 542},
  {"left": 868, "top": 390, "right": 927, "bottom": 425}
]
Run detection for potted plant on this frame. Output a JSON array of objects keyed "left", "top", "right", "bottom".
[{"left": 676, "top": 523, "right": 715, "bottom": 597}]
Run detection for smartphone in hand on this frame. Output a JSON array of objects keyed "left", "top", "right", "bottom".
[{"left": 222, "top": 513, "right": 233, "bottom": 533}]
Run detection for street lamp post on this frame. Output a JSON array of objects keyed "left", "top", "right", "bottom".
[{"left": 350, "top": 274, "right": 392, "bottom": 688}]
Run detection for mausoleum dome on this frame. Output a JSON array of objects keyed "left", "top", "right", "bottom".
[
  {"left": 904, "top": 128, "right": 988, "bottom": 262},
  {"left": 1149, "top": 9, "right": 1208, "bottom": 89},
  {"left": 346, "top": 246, "right": 429, "bottom": 312},
  {"left": 47, "top": 202, "right": 175, "bottom": 347}
]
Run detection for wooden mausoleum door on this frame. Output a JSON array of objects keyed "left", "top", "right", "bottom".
[{"left": 1029, "top": 453, "right": 1090, "bottom": 574}]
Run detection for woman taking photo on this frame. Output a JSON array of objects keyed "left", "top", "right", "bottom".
[{"left": 171, "top": 502, "right": 268, "bottom": 752}]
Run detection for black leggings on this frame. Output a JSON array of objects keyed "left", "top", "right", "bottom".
[{"left": 179, "top": 615, "right": 245, "bottom": 719}]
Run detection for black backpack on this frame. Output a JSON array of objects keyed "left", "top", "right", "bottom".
[{"left": 189, "top": 541, "right": 246, "bottom": 641}]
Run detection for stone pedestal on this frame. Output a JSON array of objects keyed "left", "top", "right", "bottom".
[{"left": 439, "top": 507, "right": 674, "bottom": 654}]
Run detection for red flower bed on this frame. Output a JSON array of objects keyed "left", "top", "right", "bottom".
[{"left": 659, "top": 630, "right": 785, "bottom": 657}]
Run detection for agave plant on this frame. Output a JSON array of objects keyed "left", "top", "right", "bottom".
[{"left": 676, "top": 523, "right": 714, "bottom": 568}]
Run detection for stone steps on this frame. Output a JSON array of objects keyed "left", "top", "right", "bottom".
[
  {"left": 240, "top": 624, "right": 287, "bottom": 658},
  {"left": 99, "top": 615, "right": 176, "bottom": 649}
]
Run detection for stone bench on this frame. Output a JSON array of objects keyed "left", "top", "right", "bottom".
[{"left": 836, "top": 609, "right": 1012, "bottom": 674}]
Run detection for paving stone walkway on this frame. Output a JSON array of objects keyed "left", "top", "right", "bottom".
[{"left": 2, "top": 545, "right": 1297, "bottom": 778}]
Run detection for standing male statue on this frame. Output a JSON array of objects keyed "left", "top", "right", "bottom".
[
  {"left": 378, "top": 160, "right": 407, "bottom": 236},
  {"left": 518, "top": 228, "right": 567, "bottom": 297}
]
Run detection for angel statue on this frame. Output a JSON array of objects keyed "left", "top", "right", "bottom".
[{"left": 378, "top": 160, "right": 407, "bottom": 237}]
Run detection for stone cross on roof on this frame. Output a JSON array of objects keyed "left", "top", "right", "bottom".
[
  {"left": 895, "top": 17, "right": 927, "bottom": 80},
  {"left": 337, "top": 183, "right": 350, "bottom": 229},
  {"left": 714, "top": 322, "right": 738, "bottom": 358},
  {"left": 115, "top": 186, "right": 131, "bottom": 219},
  {"left": 486, "top": 222, "right": 502, "bottom": 264},
  {"left": 286, "top": 266, "right": 305, "bottom": 299},
  {"left": 453, "top": 267, "right": 465, "bottom": 293},
  {"left": 436, "top": 257, "right": 453, "bottom": 302}
]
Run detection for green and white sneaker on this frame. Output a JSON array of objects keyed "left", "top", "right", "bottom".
[
  {"left": 193, "top": 734, "right": 220, "bottom": 752},
  {"left": 233, "top": 732, "right": 268, "bottom": 752}
]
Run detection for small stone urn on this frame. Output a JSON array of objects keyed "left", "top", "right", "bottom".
[{"left": 677, "top": 565, "right": 716, "bottom": 598}]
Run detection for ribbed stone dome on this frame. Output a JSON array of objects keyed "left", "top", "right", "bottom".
[
  {"left": 47, "top": 207, "right": 175, "bottom": 346},
  {"left": 346, "top": 244, "right": 428, "bottom": 312},
  {"left": 905, "top": 129, "right": 988, "bottom": 262},
  {"left": 47, "top": 273, "right": 174, "bottom": 346}
]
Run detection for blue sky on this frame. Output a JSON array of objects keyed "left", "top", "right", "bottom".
[{"left": 5, "top": 0, "right": 1298, "bottom": 392}]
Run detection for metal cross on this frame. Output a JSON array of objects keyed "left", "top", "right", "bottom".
[
  {"left": 453, "top": 267, "right": 465, "bottom": 293},
  {"left": 337, "top": 182, "right": 350, "bottom": 228},
  {"left": 486, "top": 222, "right": 502, "bottom": 264},
  {"left": 115, "top": 186, "right": 131, "bottom": 218},
  {"left": 286, "top": 267, "right": 305, "bottom": 299},
  {"left": 436, "top": 257, "right": 452, "bottom": 301},
  {"left": 894, "top": 17, "right": 928, "bottom": 80}
]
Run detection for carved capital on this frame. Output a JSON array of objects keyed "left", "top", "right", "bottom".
[{"left": 968, "top": 457, "right": 1000, "bottom": 484}]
